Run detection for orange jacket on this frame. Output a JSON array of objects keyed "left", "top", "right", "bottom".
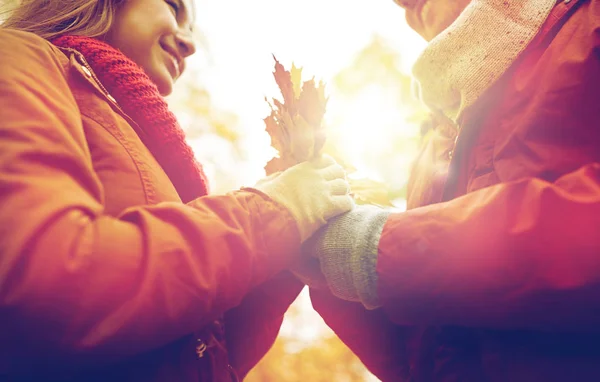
[
  {"left": 0, "top": 29, "right": 303, "bottom": 381},
  {"left": 313, "top": 0, "right": 600, "bottom": 381}
]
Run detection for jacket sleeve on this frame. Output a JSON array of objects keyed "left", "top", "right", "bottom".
[
  {"left": 309, "top": 287, "right": 412, "bottom": 382},
  {"left": 0, "top": 30, "right": 301, "bottom": 369},
  {"left": 378, "top": 163, "right": 600, "bottom": 331},
  {"left": 224, "top": 271, "right": 304, "bottom": 379}
]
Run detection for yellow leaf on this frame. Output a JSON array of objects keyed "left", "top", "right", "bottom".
[
  {"left": 298, "top": 78, "right": 327, "bottom": 155},
  {"left": 291, "top": 63, "right": 303, "bottom": 99},
  {"left": 265, "top": 58, "right": 327, "bottom": 172},
  {"left": 272, "top": 56, "right": 296, "bottom": 113},
  {"left": 349, "top": 178, "right": 395, "bottom": 207},
  {"left": 265, "top": 156, "right": 296, "bottom": 176},
  {"left": 289, "top": 114, "right": 314, "bottom": 161}
]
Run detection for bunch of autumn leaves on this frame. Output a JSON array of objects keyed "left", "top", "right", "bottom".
[
  {"left": 264, "top": 58, "right": 327, "bottom": 175},
  {"left": 264, "top": 57, "right": 392, "bottom": 207}
]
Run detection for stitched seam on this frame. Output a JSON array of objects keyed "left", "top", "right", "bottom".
[{"left": 80, "top": 112, "right": 154, "bottom": 205}]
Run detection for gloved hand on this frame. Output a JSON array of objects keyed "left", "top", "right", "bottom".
[
  {"left": 251, "top": 155, "right": 354, "bottom": 242},
  {"left": 290, "top": 256, "right": 329, "bottom": 291},
  {"left": 301, "top": 205, "right": 391, "bottom": 309}
]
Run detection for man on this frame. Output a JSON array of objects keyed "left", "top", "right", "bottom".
[{"left": 303, "top": 0, "right": 600, "bottom": 380}]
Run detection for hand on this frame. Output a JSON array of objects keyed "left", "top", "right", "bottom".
[
  {"left": 301, "top": 205, "right": 391, "bottom": 309},
  {"left": 252, "top": 155, "right": 354, "bottom": 242},
  {"left": 290, "top": 256, "right": 330, "bottom": 291}
]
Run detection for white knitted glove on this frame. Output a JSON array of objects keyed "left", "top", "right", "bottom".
[
  {"left": 302, "top": 205, "right": 391, "bottom": 309},
  {"left": 251, "top": 156, "right": 354, "bottom": 242}
]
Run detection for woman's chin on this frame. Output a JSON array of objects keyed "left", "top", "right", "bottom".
[
  {"left": 160, "top": 80, "right": 174, "bottom": 97},
  {"left": 150, "top": 70, "right": 174, "bottom": 97}
]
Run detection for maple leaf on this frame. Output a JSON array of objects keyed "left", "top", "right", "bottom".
[
  {"left": 264, "top": 57, "right": 328, "bottom": 174},
  {"left": 291, "top": 64, "right": 303, "bottom": 99},
  {"left": 263, "top": 57, "right": 394, "bottom": 208},
  {"left": 264, "top": 104, "right": 286, "bottom": 154},
  {"left": 272, "top": 56, "right": 297, "bottom": 115},
  {"left": 288, "top": 115, "right": 314, "bottom": 161},
  {"left": 298, "top": 78, "right": 327, "bottom": 154},
  {"left": 265, "top": 156, "right": 297, "bottom": 176}
]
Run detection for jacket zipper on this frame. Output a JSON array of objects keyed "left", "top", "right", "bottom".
[{"left": 58, "top": 47, "right": 149, "bottom": 140}]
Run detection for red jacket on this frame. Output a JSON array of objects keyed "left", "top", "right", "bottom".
[
  {"left": 312, "top": 0, "right": 600, "bottom": 381},
  {"left": 0, "top": 30, "right": 303, "bottom": 381}
]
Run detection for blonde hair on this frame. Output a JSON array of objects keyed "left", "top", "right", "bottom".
[{"left": 1, "top": 0, "right": 124, "bottom": 40}]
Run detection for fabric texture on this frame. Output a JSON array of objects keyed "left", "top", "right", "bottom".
[
  {"left": 305, "top": 205, "right": 391, "bottom": 309},
  {"left": 411, "top": 0, "right": 556, "bottom": 123},
  {"left": 51, "top": 35, "right": 209, "bottom": 202}
]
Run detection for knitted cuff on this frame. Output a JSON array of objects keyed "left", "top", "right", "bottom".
[{"left": 308, "top": 205, "right": 391, "bottom": 310}]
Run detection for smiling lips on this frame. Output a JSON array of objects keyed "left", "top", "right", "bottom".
[{"left": 162, "top": 47, "right": 182, "bottom": 79}]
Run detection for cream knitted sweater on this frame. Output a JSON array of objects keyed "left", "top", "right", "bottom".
[{"left": 412, "top": 0, "right": 557, "bottom": 123}]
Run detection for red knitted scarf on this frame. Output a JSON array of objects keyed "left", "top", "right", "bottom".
[{"left": 51, "top": 36, "right": 209, "bottom": 202}]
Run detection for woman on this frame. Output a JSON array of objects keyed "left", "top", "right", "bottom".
[
  {"left": 0, "top": 0, "right": 353, "bottom": 381},
  {"left": 303, "top": 0, "right": 600, "bottom": 381}
]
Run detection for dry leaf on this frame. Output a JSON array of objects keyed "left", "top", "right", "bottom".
[
  {"left": 291, "top": 64, "right": 303, "bottom": 99},
  {"left": 273, "top": 56, "right": 296, "bottom": 113},
  {"left": 264, "top": 57, "right": 328, "bottom": 174},
  {"left": 263, "top": 57, "right": 394, "bottom": 207},
  {"left": 298, "top": 78, "right": 327, "bottom": 154},
  {"left": 265, "top": 156, "right": 296, "bottom": 176}
]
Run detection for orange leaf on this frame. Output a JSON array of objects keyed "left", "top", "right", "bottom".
[
  {"left": 264, "top": 57, "right": 394, "bottom": 208},
  {"left": 264, "top": 115, "right": 284, "bottom": 154},
  {"left": 288, "top": 115, "right": 314, "bottom": 162},
  {"left": 298, "top": 78, "right": 327, "bottom": 155},
  {"left": 264, "top": 57, "right": 328, "bottom": 173},
  {"left": 291, "top": 63, "right": 303, "bottom": 99},
  {"left": 272, "top": 56, "right": 296, "bottom": 114},
  {"left": 265, "top": 156, "right": 296, "bottom": 176}
]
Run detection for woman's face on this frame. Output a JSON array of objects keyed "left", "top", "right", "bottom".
[{"left": 105, "top": 0, "right": 196, "bottom": 96}]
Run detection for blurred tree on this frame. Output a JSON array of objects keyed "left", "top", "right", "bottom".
[
  {"left": 169, "top": 64, "right": 258, "bottom": 194},
  {"left": 331, "top": 36, "right": 417, "bottom": 107},
  {"left": 326, "top": 35, "right": 428, "bottom": 204}
]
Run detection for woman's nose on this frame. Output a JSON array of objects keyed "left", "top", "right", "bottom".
[{"left": 176, "top": 30, "right": 196, "bottom": 58}]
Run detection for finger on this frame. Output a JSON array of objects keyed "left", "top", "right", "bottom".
[
  {"left": 329, "top": 178, "right": 350, "bottom": 195},
  {"left": 324, "top": 195, "right": 355, "bottom": 220},
  {"left": 320, "top": 164, "right": 346, "bottom": 181},
  {"left": 310, "top": 154, "right": 336, "bottom": 169}
]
